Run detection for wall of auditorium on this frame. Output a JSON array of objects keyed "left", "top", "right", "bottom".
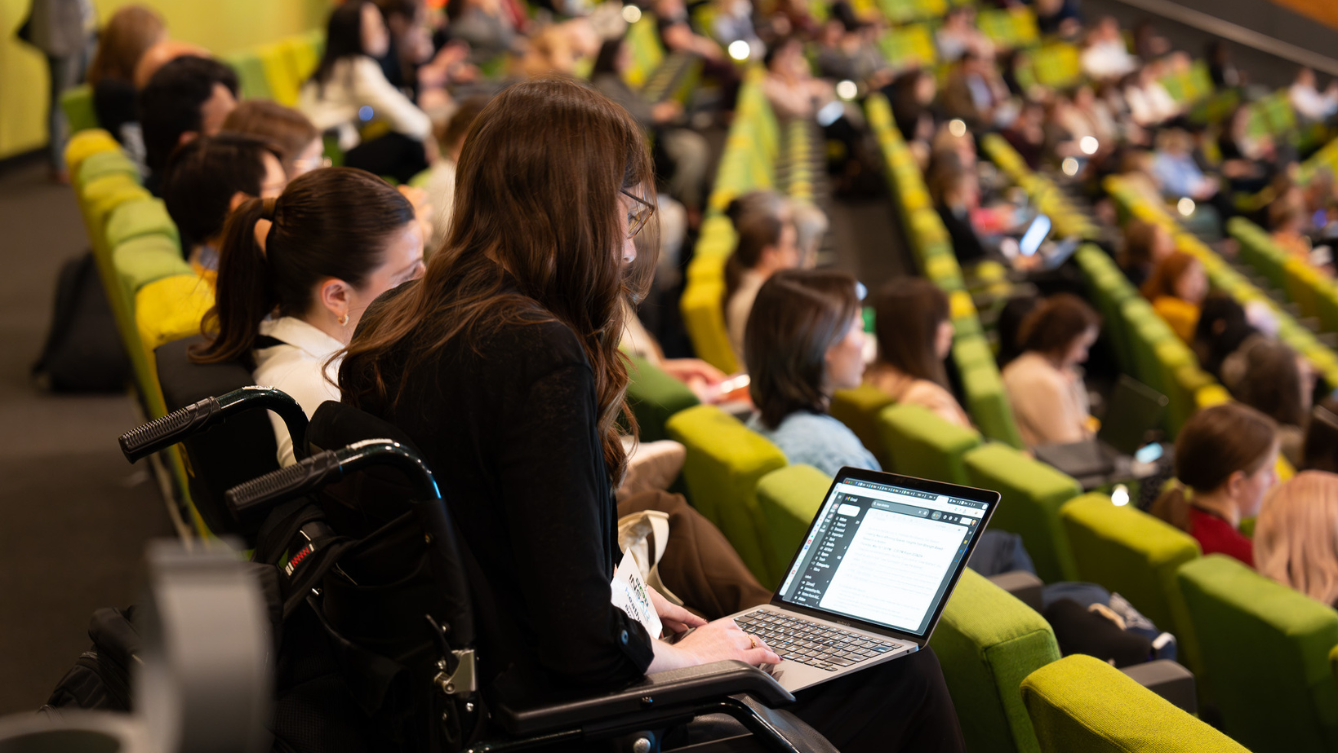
[{"left": 0, "top": 0, "right": 332, "bottom": 161}]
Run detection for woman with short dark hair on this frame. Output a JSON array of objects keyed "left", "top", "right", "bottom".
[
  {"left": 1002, "top": 293, "right": 1101, "bottom": 447},
  {"left": 745, "top": 268, "right": 876, "bottom": 475}
]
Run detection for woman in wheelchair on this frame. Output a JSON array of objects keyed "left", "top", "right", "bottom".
[
  {"left": 338, "top": 77, "right": 965, "bottom": 752},
  {"left": 190, "top": 167, "right": 426, "bottom": 467}
]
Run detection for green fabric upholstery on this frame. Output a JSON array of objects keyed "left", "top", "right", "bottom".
[
  {"left": 665, "top": 405, "right": 788, "bottom": 587},
  {"left": 75, "top": 150, "right": 138, "bottom": 190},
  {"left": 64, "top": 130, "right": 121, "bottom": 176},
  {"left": 830, "top": 384, "right": 895, "bottom": 467},
  {"left": 961, "top": 364, "right": 1025, "bottom": 449},
  {"left": 60, "top": 84, "right": 98, "bottom": 134},
  {"left": 964, "top": 444, "right": 1081, "bottom": 582},
  {"left": 878, "top": 403, "right": 981, "bottom": 485},
  {"left": 755, "top": 464, "right": 833, "bottom": 573},
  {"left": 953, "top": 335, "right": 995, "bottom": 372},
  {"left": 1021, "top": 654, "right": 1248, "bottom": 753},
  {"left": 105, "top": 198, "right": 179, "bottom": 249},
  {"left": 1059, "top": 493, "right": 1203, "bottom": 673},
  {"left": 625, "top": 356, "right": 700, "bottom": 443},
  {"left": 929, "top": 568, "right": 1060, "bottom": 753},
  {"left": 1178, "top": 555, "right": 1338, "bottom": 752},
  {"left": 113, "top": 236, "right": 193, "bottom": 298}
]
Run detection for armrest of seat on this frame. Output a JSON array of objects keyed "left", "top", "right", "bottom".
[
  {"left": 988, "top": 570, "right": 1044, "bottom": 613},
  {"left": 495, "top": 661, "right": 794, "bottom": 737},
  {"left": 1120, "top": 660, "right": 1196, "bottom": 715}
]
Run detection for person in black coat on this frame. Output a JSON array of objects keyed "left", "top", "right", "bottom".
[{"left": 339, "top": 77, "right": 966, "bottom": 751}]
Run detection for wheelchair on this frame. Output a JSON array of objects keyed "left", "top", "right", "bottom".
[{"left": 114, "top": 383, "right": 840, "bottom": 753}]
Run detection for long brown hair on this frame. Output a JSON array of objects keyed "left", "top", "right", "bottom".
[
  {"left": 723, "top": 191, "right": 787, "bottom": 306},
  {"left": 339, "top": 77, "right": 658, "bottom": 482},
  {"left": 745, "top": 269, "right": 861, "bottom": 430},
  {"left": 191, "top": 168, "right": 415, "bottom": 365},
  {"left": 1018, "top": 293, "right": 1101, "bottom": 358},
  {"left": 87, "top": 5, "right": 166, "bottom": 87},
  {"left": 1141, "top": 250, "right": 1199, "bottom": 301},
  {"left": 873, "top": 277, "right": 950, "bottom": 387},
  {"left": 1150, "top": 402, "right": 1278, "bottom": 532}
]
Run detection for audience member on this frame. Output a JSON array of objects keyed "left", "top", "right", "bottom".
[
  {"left": 191, "top": 168, "right": 424, "bottom": 466},
  {"left": 1289, "top": 67, "right": 1338, "bottom": 125},
  {"left": 1002, "top": 101, "right": 1046, "bottom": 170},
  {"left": 929, "top": 157, "right": 989, "bottom": 266},
  {"left": 1141, "top": 250, "right": 1206, "bottom": 343},
  {"left": 1123, "top": 66, "right": 1179, "bottom": 128},
  {"left": 1207, "top": 40, "right": 1240, "bottom": 90},
  {"left": 592, "top": 37, "right": 709, "bottom": 213},
  {"left": 221, "top": 100, "right": 324, "bottom": 179},
  {"left": 1080, "top": 17, "right": 1136, "bottom": 81},
  {"left": 1119, "top": 218, "right": 1174, "bottom": 289},
  {"left": 138, "top": 55, "right": 239, "bottom": 189},
  {"left": 935, "top": 7, "right": 989, "bottom": 63},
  {"left": 1191, "top": 293, "right": 1258, "bottom": 380},
  {"left": 1226, "top": 339, "right": 1315, "bottom": 466},
  {"left": 761, "top": 36, "right": 837, "bottom": 121},
  {"left": 1302, "top": 398, "right": 1338, "bottom": 474},
  {"left": 866, "top": 278, "right": 972, "bottom": 428},
  {"left": 890, "top": 68, "right": 939, "bottom": 146},
  {"left": 1034, "top": 0, "right": 1082, "bottom": 38},
  {"left": 1150, "top": 403, "right": 1278, "bottom": 565},
  {"left": 723, "top": 191, "right": 800, "bottom": 359},
  {"left": 132, "top": 39, "right": 208, "bottom": 89},
  {"left": 1002, "top": 293, "right": 1100, "bottom": 447},
  {"left": 86, "top": 5, "right": 165, "bottom": 154},
  {"left": 339, "top": 80, "right": 966, "bottom": 750},
  {"left": 996, "top": 293, "right": 1040, "bottom": 368},
  {"left": 1255, "top": 471, "right": 1338, "bottom": 606},
  {"left": 941, "top": 52, "right": 1008, "bottom": 131},
  {"left": 423, "top": 96, "right": 488, "bottom": 252},
  {"left": 299, "top": 0, "right": 432, "bottom": 184},
  {"left": 446, "top": 0, "right": 521, "bottom": 63},
  {"left": 159, "top": 134, "right": 287, "bottom": 277},
  {"left": 744, "top": 269, "right": 876, "bottom": 475}
]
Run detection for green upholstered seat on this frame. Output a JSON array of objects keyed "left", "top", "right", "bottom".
[
  {"left": 679, "top": 275, "right": 737, "bottom": 374},
  {"left": 964, "top": 443, "right": 1081, "bottom": 582},
  {"left": 105, "top": 198, "right": 179, "bottom": 249},
  {"left": 665, "top": 405, "right": 788, "bottom": 587},
  {"left": 755, "top": 464, "right": 833, "bottom": 572},
  {"left": 75, "top": 150, "right": 138, "bottom": 190},
  {"left": 960, "top": 364, "right": 1025, "bottom": 449},
  {"left": 224, "top": 51, "right": 275, "bottom": 101},
  {"left": 113, "top": 235, "right": 192, "bottom": 299},
  {"left": 1178, "top": 555, "right": 1338, "bottom": 752},
  {"left": 1021, "top": 654, "right": 1248, "bottom": 753},
  {"left": 60, "top": 84, "right": 98, "bottom": 134},
  {"left": 64, "top": 130, "right": 121, "bottom": 176},
  {"left": 625, "top": 355, "right": 699, "bottom": 443},
  {"left": 829, "top": 384, "right": 895, "bottom": 467},
  {"left": 878, "top": 403, "right": 981, "bottom": 485},
  {"left": 952, "top": 335, "right": 995, "bottom": 373},
  {"left": 1059, "top": 493, "right": 1203, "bottom": 673},
  {"left": 929, "top": 568, "right": 1060, "bottom": 753}
]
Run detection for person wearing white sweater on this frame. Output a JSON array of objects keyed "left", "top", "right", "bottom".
[{"left": 299, "top": 1, "right": 432, "bottom": 183}]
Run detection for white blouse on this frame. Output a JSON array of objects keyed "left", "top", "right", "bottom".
[
  {"left": 253, "top": 317, "right": 344, "bottom": 467},
  {"left": 297, "top": 55, "right": 432, "bottom": 151}
]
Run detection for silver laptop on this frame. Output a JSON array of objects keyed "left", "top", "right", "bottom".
[{"left": 728, "top": 467, "right": 999, "bottom": 692}]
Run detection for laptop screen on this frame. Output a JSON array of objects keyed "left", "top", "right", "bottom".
[
  {"left": 775, "top": 471, "right": 996, "bottom": 638},
  {"left": 1018, "top": 214, "right": 1052, "bottom": 257}
]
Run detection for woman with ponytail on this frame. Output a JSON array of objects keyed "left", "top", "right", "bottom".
[
  {"left": 722, "top": 190, "right": 801, "bottom": 360},
  {"left": 191, "top": 167, "right": 424, "bottom": 466},
  {"left": 338, "top": 78, "right": 965, "bottom": 749},
  {"left": 1149, "top": 402, "right": 1280, "bottom": 565}
]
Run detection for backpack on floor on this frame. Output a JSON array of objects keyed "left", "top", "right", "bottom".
[{"left": 32, "top": 251, "right": 131, "bottom": 393}]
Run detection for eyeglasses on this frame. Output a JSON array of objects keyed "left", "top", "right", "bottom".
[
  {"left": 292, "top": 155, "right": 334, "bottom": 173},
  {"left": 622, "top": 189, "right": 655, "bottom": 239}
]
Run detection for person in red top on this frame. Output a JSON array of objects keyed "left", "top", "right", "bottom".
[{"left": 1150, "top": 403, "right": 1280, "bottom": 566}]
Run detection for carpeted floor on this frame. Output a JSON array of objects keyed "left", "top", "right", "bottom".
[{"left": 0, "top": 158, "right": 173, "bottom": 714}]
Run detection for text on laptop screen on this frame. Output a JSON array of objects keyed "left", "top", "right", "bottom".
[{"left": 776, "top": 479, "right": 986, "bottom": 637}]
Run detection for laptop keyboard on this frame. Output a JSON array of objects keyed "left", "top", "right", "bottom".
[{"left": 734, "top": 609, "right": 901, "bottom": 671}]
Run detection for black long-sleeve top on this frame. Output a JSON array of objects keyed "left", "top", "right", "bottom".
[{"left": 342, "top": 283, "right": 655, "bottom": 703}]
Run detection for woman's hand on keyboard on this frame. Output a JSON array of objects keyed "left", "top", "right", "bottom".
[
  {"left": 649, "top": 587, "right": 707, "bottom": 635},
  {"left": 665, "top": 617, "right": 781, "bottom": 669}
]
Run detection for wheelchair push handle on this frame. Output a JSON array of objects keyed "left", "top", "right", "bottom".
[
  {"left": 225, "top": 439, "right": 440, "bottom": 521},
  {"left": 118, "top": 386, "right": 310, "bottom": 463}
]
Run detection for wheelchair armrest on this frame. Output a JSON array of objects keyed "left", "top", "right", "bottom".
[
  {"left": 988, "top": 570, "right": 1044, "bottom": 613},
  {"left": 496, "top": 661, "right": 794, "bottom": 737},
  {"left": 1121, "top": 660, "right": 1197, "bottom": 715}
]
